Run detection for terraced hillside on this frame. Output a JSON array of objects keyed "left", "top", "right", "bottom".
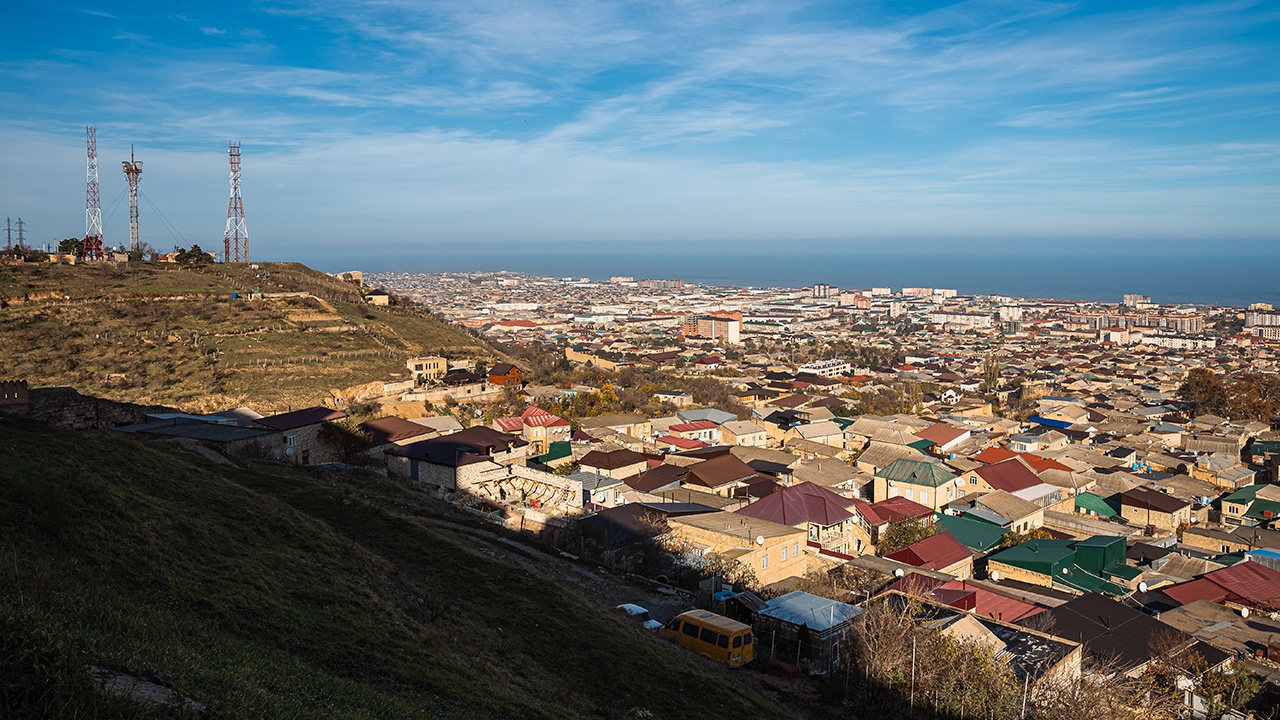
[
  {"left": 0, "top": 419, "right": 806, "bottom": 719},
  {"left": 0, "top": 261, "right": 487, "bottom": 413}
]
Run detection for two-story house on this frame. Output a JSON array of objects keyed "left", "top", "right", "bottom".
[
  {"left": 734, "top": 482, "right": 874, "bottom": 556},
  {"left": 873, "top": 458, "right": 960, "bottom": 510}
]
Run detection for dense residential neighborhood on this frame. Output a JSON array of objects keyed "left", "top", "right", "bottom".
[{"left": 5, "top": 270, "right": 1280, "bottom": 718}]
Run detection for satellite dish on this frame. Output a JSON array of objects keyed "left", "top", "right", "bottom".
[
  {"left": 954, "top": 477, "right": 964, "bottom": 487},
  {"left": 989, "top": 571, "right": 1000, "bottom": 581},
  {"left": 755, "top": 535, "right": 765, "bottom": 546},
  {"left": 1138, "top": 582, "right": 1149, "bottom": 593},
  {"left": 1241, "top": 607, "right": 1251, "bottom": 619},
  {"left": 894, "top": 568, "right": 905, "bottom": 578}
]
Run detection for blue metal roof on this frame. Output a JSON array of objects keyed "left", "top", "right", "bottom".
[{"left": 1028, "top": 416, "right": 1073, "bottom": 429}]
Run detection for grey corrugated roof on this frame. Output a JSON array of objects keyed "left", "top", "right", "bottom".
[{"left": 759, "top": 590, "right": 861, "bottom": 633}]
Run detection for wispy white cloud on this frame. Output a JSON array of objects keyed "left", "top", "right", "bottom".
[{"left": 3, "top": 0, "right": 1278, "bottom": 251}]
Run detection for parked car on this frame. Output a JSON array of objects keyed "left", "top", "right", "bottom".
[{"left": 615, "top": 603, "right": 662, "bottom": 630}]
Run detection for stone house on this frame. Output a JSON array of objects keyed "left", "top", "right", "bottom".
[
  {"left": 1119, "top": 487, "right": 1191, "bottom": 534},
  {"left": 734, "top": 481, "right": 874, "bottom": 556},
  {"left": 254, "top": 406, "right": 349, "bottom": 465},
  {"left": 578, "top": 448, "right": 650, "bottom": 480},
  {"left": 666, "top": 510, "right": 809, "bottom": 587},
  {"left": 720, "top": 420, "right": 769, "bottom": 447},
  {"left": 386, "top": 426, "right": 528, "bottom": 493},
  {"left": 873, "top": 458, "right": 959, "bottom": 510}
]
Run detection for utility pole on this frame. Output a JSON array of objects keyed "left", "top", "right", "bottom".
[
  {"left": 224, "top": 141, "right": 249, "bottom": 263},
  {"left": 15, "top": 218, "right": 25, "bottom": 249},
  {"left": 4, "top": 217, "right": 10, "bottom": 250},
  {"left": 122, "top": 147, "right": 143, "bottom": 255}
]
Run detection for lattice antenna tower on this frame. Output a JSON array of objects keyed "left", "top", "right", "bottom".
[
  {"left": 82, "top": 125, "right": 105, "bottom": 260},
  {"left": 224, "top": 141, "right": 248, "bottom": 263},
  {"left": 122, "top": 146, "right": 143, "bottom": 254}
]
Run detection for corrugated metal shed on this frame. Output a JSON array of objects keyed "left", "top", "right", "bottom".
[{"left": 758, "top": 591, "right": 861, "bottom": 636}]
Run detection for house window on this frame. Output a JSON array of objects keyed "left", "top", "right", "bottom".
[
  {"left": 969, "top": 477, "right": 978, "bottom": 485},
  {"left": 762, "top": 554, "right": 769, "bottom": 570},
  {"left": 854, "top": 538, "right": 862, "bottom": 552},
  {"left": 793, "top": 542, "right": 799, "bottom": 556},
  {"left": 921, "top": 491, "right": 929, "bottom": 506},
  {"left": 1221, "top": 545, "right": 1230, "bottom": 553},
  {"left": 287, "top": 434, "right": 297, "bottom": 447},
  {"left": 781, "top": 546, "right": 788, "bottom": 561},
  {"left": 905, "top": 488, "right": 915, "bottom": 501}
]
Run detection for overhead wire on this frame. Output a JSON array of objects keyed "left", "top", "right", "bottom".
[{"left": 139, "top": 189, "right": 190, "bottom": 247}]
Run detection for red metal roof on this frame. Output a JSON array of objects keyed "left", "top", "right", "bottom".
[
  {"left": 915, "top": 422, "right": 968, "bottom": 447},
  {"left": 657, "top": 436, "right": 708, "bottom": 450},
  {"left": 734, "top": 482, "right": 855, "bottom": 527},
  {"left": 866, "top": 496, "right": 934, "bottom": 524},
  {"left": 883, "top": 576, "right": 1044, "bottom": 623},
  {"left": 520, "top": 405, "right": 569, "bottom": 427},
  {"left": 974, "top": 447, "right": 1019, "bottom": 464},
  {"left": 494, "top": 416, "right": 524, "bottom": 432},
  {"left": 974, "top": 458, "right": 1042, "bottom": 493},
  {"left": 1163, "top": 560, "right": 1280, "bottom": 610},
  {"left": 884, "top": 531, "right": 972, "bottom": 571}
]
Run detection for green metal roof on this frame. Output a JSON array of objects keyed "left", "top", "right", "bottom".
[
  {"left": 1074, "top": 492, "right": 1119, "bottom": 517},
  {"left": 1250, "top": 441, "right": 1280, "bottom": 456},
  {"left": 1245, "top": 499, "right": 1280, "bottom": 522},
  {"left": 908, "top": 439, "right": 936, "bottom": 452},
  {"left": 875, "top": 458, "right": 957, "bottom": 488},
  {"left": 1104, "top": 562, "right": 1142, "bottom": 582},
  {"left": 1214, "top": 551, "right": 1247, "bottom": 567},
  {"left": 988, "top": 539, "right": 1076, "bottom": 574},
  {"left": 936, "top": 514, "right": 1010, "bottom": 553},
  {"left": 536, "top": 441, "right": 573, "bottom": 464},
  {"left": 1057, "top": 566, "right": 1130, "bottom": 596},
  {"left": 1222, "top": 485, "right": 1267, "bottom": 504}
]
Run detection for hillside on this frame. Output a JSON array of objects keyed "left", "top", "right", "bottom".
[
  {"left": 0, "top": 417, "right": 806, "bottom": 719},
  {"left": 0, "top": 261, "right": 487, "bottom": 413}
]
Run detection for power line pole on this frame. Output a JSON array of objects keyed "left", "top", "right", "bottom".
[
  {"left": 224, "top": 141, "right": 249, "bottom": 263},
  {"left": 15, "top": 218, "right": 25, "bottom": 249},
  {"left": 122, "top": 146, "right": 143, "bottom": 255},
  {"left": 4, "top": 217, "right": 10, "bottom": 250}
]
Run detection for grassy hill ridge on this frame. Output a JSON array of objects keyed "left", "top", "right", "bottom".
[
  {"left": 0, "top": 261, "right": 487, "bottom": 413},
  {"left": 0, "top": 418, "right": 802, "bottom": 719}
]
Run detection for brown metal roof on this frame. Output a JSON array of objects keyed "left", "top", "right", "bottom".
[{"left": 256, "top": 406, "right": 347, "bottom": 431}]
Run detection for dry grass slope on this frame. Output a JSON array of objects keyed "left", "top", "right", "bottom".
[{"left": 0, "top": 261, "right": 487, "bottom": 413}]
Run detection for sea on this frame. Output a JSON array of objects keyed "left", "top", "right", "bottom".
[{"left": 307, "top": 242, "right": 1280, "bottom": 308}]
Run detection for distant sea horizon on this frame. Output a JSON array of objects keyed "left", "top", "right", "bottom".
[{"left": 301, "top": 243, "right": 1280, "bottom": 308}]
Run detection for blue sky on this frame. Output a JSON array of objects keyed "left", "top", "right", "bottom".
[{"left": 1, "top": 1, "right": 1278, "bottom": 263}]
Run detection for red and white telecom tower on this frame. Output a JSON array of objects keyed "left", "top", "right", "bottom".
[
  {"left": 81, "top": 125, "right": 105, "bottom": 260},
  {"left": 223, "top": 141, "right": 249, "bottom": 263}
]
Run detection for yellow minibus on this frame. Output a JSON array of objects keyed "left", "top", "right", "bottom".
[{"left": 660, "top": 610, "right": 754, "bottom": 667}]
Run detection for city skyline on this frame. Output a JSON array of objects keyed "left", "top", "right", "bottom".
[{"left": 1, "top": 1, "right": 1278, "bottom": 258}]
